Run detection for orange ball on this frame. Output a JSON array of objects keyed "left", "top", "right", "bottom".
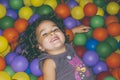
[
  {"left": 107, "top": 22, "right": 120, "bottom": 37},
  {"left": 38, "top": 76, "right": 43, "bottom": 80},
  {"left": 55, "top": 3, "right": 70, "bottom": 19},
  {"left": 106, "top": 53, "right": 120, "bottom": 69},
  {"left": 2, "top": 28, "right": 19, "bottom": 43},
  {"left": 84, "top": 3, "right": 97, "bottom": 17},
  {"left": 65, "top": 29, "right": 74, "bottom": 42},
  {"left": 111, "top": 68, "right": 120, "bottom": 80},
  {"left": 93, "top": 27, "right": 108, "bottom": 42},
  {"left": 105, "top": 15, "right": 119, "bottom": 26},
  {"left": 14, "top": 18, "right": 28, "bottom": 34},
  {"left": 0, "top": 56, "right": 6, "bottom": 70}
]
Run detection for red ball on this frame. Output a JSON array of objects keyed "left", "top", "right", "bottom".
[
  {"left": 0, "top": 56, "right": 6, "bottom": 70},
  {"left": 74, "top": 46, "right": 86, "bottom": 58},
  {"left": 93, "top": 27, "right": 108, "bottom": 42},
  {"left": 14, "top": 18, "right": 28, "bottom": 34},
  {"left": 84, "top": 3, "right": 98, "bottom": 17},
  {"left": 81, "top": 17, "right": 90, "bottom": 26},
  {"left": 2, "top": 28, "right": 19, "bottom": 43},
  {"left": 55, "top": 3, "right": 70, "bottom": 19}
]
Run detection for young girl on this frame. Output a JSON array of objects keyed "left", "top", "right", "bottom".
[{"left": 18, "top": 14, "right": 95, "bottom": 80}]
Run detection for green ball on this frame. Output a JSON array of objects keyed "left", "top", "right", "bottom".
[
  {"left": 93, "top": 0, "right": 107, "bottom": 7},
  {"left": 0, "top": 16, "right": 15, "bottom": 30},
  {"left": 104, "top": 76, "right": 116, "bottom": 80},
  {"left": 73, "top": 33, "right": 87, "bottom": 46},
  {"left": 37, "top": 5, "right": 53, "bottom": 15},
  {"left": 9, "top": 0, "right": 23, "bottom": 9},
  {"left": 96, "top": 42, "right": 112, "bottom": 59},
  {"left": 90, "top": 15, "right": 105, "bottom": 29},
  {"left": 29, "top": 74, "right": 37, "bottom": 80},
  {"left": 85, "top": 28, "right": 93, "bottom": 39},
  {"left": 105, "top": 36, "right": 118, "bottom": 52},
  {"left": 4, "top": 66, "right": 15, "bottom": 77}
]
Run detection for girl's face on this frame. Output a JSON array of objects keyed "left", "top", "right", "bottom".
[{"left": 36, "top": 20, "right": 66, "bottom": 55}]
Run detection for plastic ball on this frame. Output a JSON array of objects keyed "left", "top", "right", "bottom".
[
  {"left": 111, "top": 68, "right": 120, "bottom": 80},
  {"left": 11, "top": 55, "right": 29, "bottom": 72},
  {"left": 0, "top": 0, "right": 9, "bottom": 9},
  {"left": 19, "top": 6, "right": 33, "bottom": 20},
  {"left": 106, "top": 53, "right": 120, "bottom": 69},
  {"left": 37, "top": 5, "right": 53, "bottom": 16},
  {"left": 85, "top": 38, "right": 99, "bottom": 50},
  {"left": 84, "top": 3, "right": 98, "bottom": 17},
  {"left": 14, "top": 18, "right": 28, "bottom": 34},
  {"left": 92, "top": 61, "right": 108, "bottom": 75},
  {"left": 67, "top": 0, "right": 78, "bottom": 9},
  {"left": 5, "top": 52, "right": 17, "bottom": 65},
  {"left": 96, "top": 42, "right": 112, "bottom": 59},
  {"left": 73, "top": 33, "right": 87, "bottom": 46},
  {"left": 0, "top": 16, "right": 15, "bottom": 30},
  {"left": 96, "top": 71, "right": 112, "bottom": 80},
  {"left": 38, "top": 76, "right": 43, "bottom": 80},
  {"left": 105, "top": 15, "right": 119, "bottom": 26},
  {"left": 29, "top": 14, "right": 40, "bottom": 23},
  {"left": 9, "top": 0, "right": 23, "bottom": 9},
  {"left": 104, "top": 36, "right": 118, "bottom": 52},
  {"left": 96, "top": 7, "right": 104, "bottom": 16},
  {"left": 93, "top": 0, "right": 106, "bottom": 7},
  {"left": 23, "top": 0, "right": 32, "bottom": 6},
  {"left": 79, "top": 0, "right": 93, "bottom": 7},
  {"left": 64, "top": 17, "right": 77, "bottom": 29},
  {"left": 30, "top": 0, "right": 44, "bottom": 7},
  {"left": 107, "top": 22, "right": 120, "bottom": 37},
  {"left": 104, "top": 76, "right": 116, "bottom": 80},
  {"left": 85, "top": 28, "right": 93, "bottom": 39},
  {"left": 81, "top": 17, "right": 90, "bottom": 26},
  {"left": 90, "top": 15, "right": 104, "bottom": 28},
  {"left": 30, "top": 58, "right": 42, "bottom": 76},
  {"left": 44, "top": 0, "right": 57, "bottom": 10},
  {"left": 12, "top": 72, "right": 30, "bottom": 80},
  {"left": 29, "top": 74, "right": 38, "bottom": 80},
  {"left": 0, "top": 45, "right": 10, "bottom": 57},
  {"left": 0, "top": 56, "right": 6, "bottom": 70},
  {"left": 0, "top": 36, "right": 8, "bottom": 52},
  {"left": 0, "top": 71, "right": 11, "bottom": 80},
  {"left": 74, "top": 46, "right": 86, "bottom": 58},
  {"left": 0, "top": 4, "right": 6, "bottom": 19},
  {"left": 92, "top": 27, "right": 108, "bottom": 42},
  {"left": 2, "top": 28, "right": 19, "bottom": 43},
  {"left": 71, "top": 6, "right": 84, "bottom": 20},
  {"left": 65, "top": 29, "right": 74, "bottom": 42},
  {"left": 4, "top": 66, "right": 15, "bottom": 77},
  {"left": 0, "top": 29, "right": 2, "bottom": 35},
  {"left": 25, "top": 67, "right": 31, "bottom": 74},
  {"left": 83, "top": 50, "right": 99, "bottom": 67},
  {"left": 106, "top": 2, "right": 119, "bottom": 15},
  {"left": 55, "top": 3, "right": 70, "bottom": 19},
  {"left": 6, "top": 9, "right": 18, "bottom": 20}
]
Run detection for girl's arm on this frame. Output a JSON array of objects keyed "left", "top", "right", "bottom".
[
  {"left": 71, "top": 25, "right": 90, "bottom": 34},
  {"left": 42, "top": 59, "right": 56, "bottom": 80}
]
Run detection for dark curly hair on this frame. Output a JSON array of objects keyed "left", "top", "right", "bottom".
[{"left": 17, "top": 14, "right": 69, "bottom": 62}]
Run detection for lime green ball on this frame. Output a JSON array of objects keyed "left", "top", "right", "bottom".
[
  {"left": 96, "top": 42, "right": 112, "bottom": 59},
  {"left": 104, "top": 76, "right": 116, "bottom": 80},
  {"left": 0, "top": 16, "right": 14, "bottom": 30},
  {"left": 85, "top": 28, "right": 93, "bottom": 39},
  {"left": 4, "top": 66, "right": 15, "bottom": 77},
  {"left": 73, "top": 33, "right": 87, "bottom": 46},
  {"left": 29, "top": 74, "right": 37, "bottom": 80},
  {"left": 104, "top": 36, "right": 118, "bottom": 52},
  {"left": 93, "top": 0, "right": 107, "bottom": 7},
  {"left": 37, "top": 5, "right": 53, "bottom": 15},
  {"left": 90, "top": 15, "right": 104, "bottom": 29},
  {"left": 9, "top": 0, "right": 23, "bottom": 9}
]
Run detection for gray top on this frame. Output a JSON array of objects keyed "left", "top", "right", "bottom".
[{"left": 39, "top": 43, "right": 95, "bottom": 80}]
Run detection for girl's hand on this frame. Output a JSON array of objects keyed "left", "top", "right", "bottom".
[{"left": 72, "top": 25, "right": 90, "bottom": 34}]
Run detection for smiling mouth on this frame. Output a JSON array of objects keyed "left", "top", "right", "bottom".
[{"left": 50, "top": 37, "right": 60, "bottom": 43}]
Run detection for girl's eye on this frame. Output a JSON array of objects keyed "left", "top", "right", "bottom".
[
  {"left": 53, "top": 28, "right": 60, "bottom": 32},
  {"left": 42, "top": 33, "right": 48, "bottom": 36}
]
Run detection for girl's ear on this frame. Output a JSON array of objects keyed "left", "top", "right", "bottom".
[{"left": 38, "top": 44, "right": 45, "bottom": 51}]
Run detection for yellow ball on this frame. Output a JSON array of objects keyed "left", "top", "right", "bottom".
[
  {"left": 0, "top": 45, "right": 10, "bottom": 57},
  {"left": 0, "top": 71, "right": 11, "bottom": 80},
  {"left": 96, "top": 7, "right": 104, "bottom": 16},
  {"left": 30, "top": 0, "right": 44, "bottom": 7},
  {"left": 12, "top": 72, "right": 30, "bottom": 80},
  {"left": 19, "top": 6, "right": 33, "bottom": 20},
  {"left": 114, "top": 35, "right": 120, "bottom": 41},
  {"left": 71, "top": 6, "right": 84, "bottom": 20},
  {"left": 0, "top": 36, "right": 8, "bottom": 53},
  {"left": 44, "top": 0, "right": 57, "bottom": 10},
  {"left": 0, "top": 4, "right": 6, "bottom": 19},
  {"left": 23, "top": 0, "right": 32, "bottom": 6},
  {"left": 79, "top": 0, "right": 93, "bottom": 7},
  {"left": 107, "top": 2, "right": 119, "bottom": 15}
]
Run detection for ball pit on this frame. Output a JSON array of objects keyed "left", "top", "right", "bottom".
[{"left": 0, "top": 0, "right": 120, "bottom": 79}]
